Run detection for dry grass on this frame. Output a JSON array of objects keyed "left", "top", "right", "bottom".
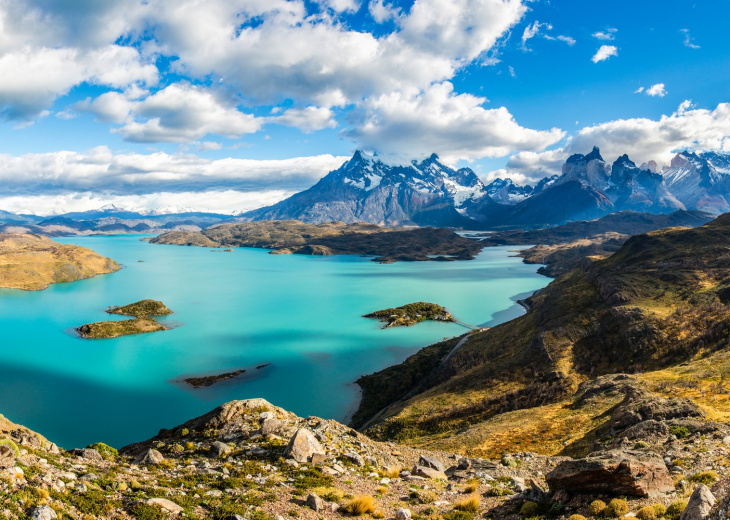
[
  {"left": 379, "top": 466, "right": 401, "bottom": 479},
  {"left": 341, "top": 495, "right": 377, "bottom": 516},
  {"left": 453, "top": 495, "right": 479, "bottom": 512},
  {"left": 463, "top": 479, "right": 479, "bottom": 493}
]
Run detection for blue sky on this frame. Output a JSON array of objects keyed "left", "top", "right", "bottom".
[{"left": 0, "top": 0, "right": 728, "bottom": 214}]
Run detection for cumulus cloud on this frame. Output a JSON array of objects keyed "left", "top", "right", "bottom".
[
  {"left": 567, "top": 101, "right": 730, "bottom": 166},
  {"left": 269, "top": 107, "right": 337, "bottom": 133},
  {"left": 0, "top": 147, "right": 348, "bottom": 196},
  {"left": 343, "top": 82, "right": 565, "bottom": 162},
  {"left": 592, "top": 45, "right": 617, "bottom": 63},
  {"left": 680, "top": 28, "right": 700, "bottom": 49},
  {"left": 520, "top": 21, "right": 574, "bottom": 49},
  {"left": 485, "top": 148, "right": 567, "bottom": 185},
  {"left": 646, "top": 83, "right": 668, "bottom": 97},
  {"left": 318, "top": 0, "right": 361, "bottom": 13},
  {"left": 592, "top": 28, "right": 617, "bottom": 41},
  {"left": 368, "top": 0, "right": 401, "bottom": 23}
]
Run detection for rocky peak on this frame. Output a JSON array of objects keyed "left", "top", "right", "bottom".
[
  {"left": 566, "top": 146, "right": 604, "bottom": 166},
  {"left": 559, "top": 146, "right": 610, "bottom": 191}
]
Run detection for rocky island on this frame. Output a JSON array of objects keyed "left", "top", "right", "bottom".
[
  {"left": 76, "top": 299, "right": 173, "bottom": 339},
  {"left": 149, "top": 220, "right": 484, "bottom": 263},
  {"left": 0, "top": 233, "right": 119, "bottom": 290},
  {"left": 183, "top": 369, "right": 246, "bottom": 388},
  {"left": 364, "top": 302, "right": 454, "bottom": 328}
]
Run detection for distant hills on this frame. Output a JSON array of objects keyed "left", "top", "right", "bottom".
[{"left": 242, "top": 147, "right": 730, "bottom": 229}]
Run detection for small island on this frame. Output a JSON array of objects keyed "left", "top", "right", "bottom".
[
  {"left": 183, "top": 369, "right": 246, "bottom": 388},
  {"left": 76, "top": 299, "right": 173, "bottom": 339},
  {"left": 364, "top": 302, "right": 454, "bottom": 328}
]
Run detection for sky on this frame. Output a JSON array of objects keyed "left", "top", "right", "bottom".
[{"left": 0, "top": 0, "right": 729, "bottom": 215}]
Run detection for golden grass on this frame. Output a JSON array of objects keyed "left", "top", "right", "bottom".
[
  {"left": 341, "top": 495, "right": 377, "bottom": 516},
  {"left": 453, "top": 495, "right": 479, "bottom": 512},
  {"left": 463, "top": 479, "right": 479, "bottom": 493}
]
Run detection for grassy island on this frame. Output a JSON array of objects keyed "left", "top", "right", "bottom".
[
  {"left": 183, "top": 369, "right": 246, "bottom": 388},
  {"left": 76, "top": 318, "right": 166, "bottom": 339},
  {"left": 107, "top": 299, "right": 172, "bottom": 317},
  {"left": 77, "top": 299, "right": 173, "bottom": 339},
  {"left": 364, "top": 302, "right": 453, "bottom": 328}
]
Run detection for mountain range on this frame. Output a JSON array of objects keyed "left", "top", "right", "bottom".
[{"left": 243, "top": 147, "right": 730, "bottom": 228}]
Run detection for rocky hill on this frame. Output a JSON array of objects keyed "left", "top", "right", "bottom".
[
  {"left": 2, "top": 395, "right": 730, "bottom": 520},
  {"left": 150, "top": 220, "right": 484, "bottom": 263},
  {"left": 0, "top": 233, "right": 119, "bottom": 290},
  {"left": 352, "top": 214, "right": 730, "bottom": 463}
]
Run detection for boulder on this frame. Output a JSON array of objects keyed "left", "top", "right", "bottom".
[
  {"left": 134, "top": 449, "right": 165, "bottom": 465},
  {"left": 419, "top": 455, "right": 446, "bottom": 473},
  {"left": 307, "top": 493, "right": 327, "bottom": 512},
  {"left": 261, "top": 418, "right": 283, "bottom": 435},
  {"left": 0, "top": 443, "right": 16, "bottom": 469},
  {"left": 680, "top": 484, "right": 715, "bottom": 520},
  {"left": 545, "top": 450, "right": 673, "bottom": 497},
  {"left": 81, "top": 448, "right": 103, "bottom": 462},
  {"left": 147, "top": 498, "right": 184, "bottom": 514},
  {"left": 283, "top": 429, "right": 324, "bottom": 463},
  {"left": 210, "top": 441, "right": 232, "bottom": 458},
  {"left": 343, "top": 451, "right": 365, "bottom": 466},
  {"left": 28, "top": 506, "right": 57, "bottom": 520},
  {"left": 396, "top": 509, "right": 412, "bottom": 520},
  {"left": 412, "top": 465, "right": 448, "bottom": 480}
]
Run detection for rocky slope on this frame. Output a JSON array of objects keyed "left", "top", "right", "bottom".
[
  {"left": 2, "top": 395, "right": 730, "bottom": 520},
  {"left": 0, "top": 233, "right": 120, "bottom": 290},
  {"left": 150, "top": 220, "right": 484, "bottom": 263},
  {"left": 352, "top": 214, "right": 730, "bottom": 462}
]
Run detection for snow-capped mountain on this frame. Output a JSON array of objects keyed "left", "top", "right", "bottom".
[
  {"left": 243, "top": 151, "right": 494, "bottom": 227},
  {"left": 608, "top": 154, "right": 684, "bottom": 213},
  {"left": 661, "top": 151, "right": 730, "bottom": 214},
  {"left": 485, "top": 178, "right": 533, "bottom": 204}
]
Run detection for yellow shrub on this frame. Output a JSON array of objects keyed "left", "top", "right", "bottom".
[
  {"left": 636, "top": 506, "right": 657, "bottom": 520},
  {"left": 568, "top": 515, "right": 587, "bottom": 520},
  {"left": 588, "top": 500, "right": 606, "bottom": 516},
  {"left": 606, "top": 499, "right": 629, "bottom": 518},
  {"left": 464, "top": 479, "right": 479, "bottom": 493},
  {"left": 666, "top": 500, "right": 688, "bottom": 520},
  {"left": 342, "top": 495, "right": 377, "bottom": 516},
  {"left": 453, "top": 495, "right": 480, "bottom": 512}
]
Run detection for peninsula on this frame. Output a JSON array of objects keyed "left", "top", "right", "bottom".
[
  {"left": 149, "top": 220, "right": 484, "bottom": 263},
  {"left": 76, "top": 299, "right": 173, "bottom": 339},
  {"left": 364, "top": 302, "right": 454, "bottom": 328},
  {"left": 0, "top": 233, "right": 119, "bottom": 290}
]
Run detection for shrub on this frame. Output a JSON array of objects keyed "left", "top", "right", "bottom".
[
  {"left": 341, "top": 495, "right": 376, "bottom": 516},
  {"left": 485, "top": 486, "right": 513, "bottom": 497},
  {"left": 410, "top": 489, "right": 438, "bottom": 504},
  {"left": 652, "top": 504, "right": 667, "bottom": 517},
  {"left": 181, "top": 428, "right": 190, "bottom": 436},
  {"left": 380, "top": 466, "right": 401, "bottom": 479},
  {"left": 666, "top": 500, "right": 688, "bottom": 520},
  {"left": 0, "top": 438, "right": 19, "bottom": 457},
  {"left": 453, "top": 496, "right": 479, "bottom": 513},
  {"left": 633, "top": 441, "right": 649, "bottom": 449},
  {"left": 568, "top": 515, "right": 587, "bottom": 520},
  {"left": 669, "top": 425, "right": 690, "bottom": 439},
  {"left": 605, "top": 499, "right": 629, "bottom": 518},
  {"left": 464, "top": 479, "right": 479, "bottom": 493},
  {"left": 442, "top": 512, "right": 474, "bottom": 520},
  {"left": 636, "top": 506, "right": 657, "bottom": 520},
  {"left": 689, "top": 471, "right": 719, "bottom": 485},
  {"left": 588, "top": 500, "right": 606, "bottom": 517},
  {"left": 519, "top": 501, "right": 540, "bottom": 517}
]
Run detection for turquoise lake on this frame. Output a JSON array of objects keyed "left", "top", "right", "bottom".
[{"left": 0, "top": 236, "right": 549, "bottom": 449}]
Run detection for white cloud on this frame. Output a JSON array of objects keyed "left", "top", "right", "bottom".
[
  {"left": 485, "top": 148, "right": 567, "bottom": 185},
  {"left": 343, "top": 82, "right": 565, "bottom": 162},
  {"left": 269, "top": 107, "right": 337, "bottom": 132},
  {"left": 0, "top": 190, "right": 294, "bottom": 216},
  {"left": 634, "top": 87, "right": 645, "bottom": 94},
  {"left": 0, "top": 147, "right": 349, "bottom": 195},
  {"left": 368, "top": 0, "right": 401, "bottom": 23},
  {"left": 521, "top": 21, "right": 551, "bottom": 49},
  {"left": 592, "top": 28, "right": 617, "bottom": 41},
  {"left": 555, "top": 35, "right": 576, "bottom": 45},
  {"left": 646, "top": 83, "right": 667, "bottom": 97},
  {"left": 318, "top": 0, "right": 361, "bottom": 13},
  {"left": 567, "top": 101, "right": 730, "bottom": 166},
  {"left": 680, "top": 28, "right": 700, "bottom": 49},
  {"left": 592, "top": 45, "right": 617, "bottom": 63}
]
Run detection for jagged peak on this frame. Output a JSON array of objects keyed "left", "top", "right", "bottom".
[
  {"left": 613, "top": 154, "right": 637, "bottom": 168},
  {"left": 566, "top": 146, "right": 604, "bottom": 165}
]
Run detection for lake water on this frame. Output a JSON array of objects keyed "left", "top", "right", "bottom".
[{"left": 0, "top": 236, "right": 549, "bottom": 449}]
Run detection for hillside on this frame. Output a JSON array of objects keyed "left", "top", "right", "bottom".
[
  {"left": 0, "top": 233, "right": 120, "bottom": 290},
  {"left": 150, "top": 220, "right": 484, "bottom": 263},
  {"left": 352, "top": 214, "right": 730, "bottom": 458}
]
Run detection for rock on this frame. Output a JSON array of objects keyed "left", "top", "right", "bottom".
[
  {"left": 412, "top": 465, "right": 448, "bottom": 480},
  {"left": 419, "top": 455, "right": 446, "bottom": 473},
  {"left": 0, "top": 444, "right": 16, "bottom": 469},
  {"left": 81, "top": 448, "right": 103, "bottom": 462},
  {"left": 545, "top": 449, "right": 674, "bottom": 497},
  {"left": 343, "top": 451, "right": 365, "bottom": 466},
  {"left": 261, "top": 418, "right": 283, "bottom": 435},
  {"left": 283, "top": 429, "right": 324, "bottom": 463},
  {"left": 512, "top": 476, "right": 527, "bottom": 493},
  {"left": 550, "top": 489, "right": 570, "bottom": 504},
  {"left": 311, "top": 453, "right": 327, "bottom": 465},
  {"left": 28, "top": 506, "right": 57, "bottom": 520},
  {"left": 147, "top": 498, "right": 184, "bottom": 514},
  {"left": 307, "top": 493, "right": 327, "bottom": 512},
  {"left": 322, "top": 467, "right": 339, "bottom": 477},
  {"left": 134, "top": 449, "right": 165, "bottom": 465},
  {"left": 210, "top": 441, "right": 232, "bottom": 458},
  {"left": 680, "top": 484, "right": 715, "bottom": 520},
  {"left": 396, "top": 508, "right": 412, "bottom": 520}
]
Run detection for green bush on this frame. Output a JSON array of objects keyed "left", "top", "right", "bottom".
[
  {"left": 669, "top": 425, "right": 690, "bottom": 439},
  {"left": 87, "top": 442, "right": 118, "bottom": 460},
  {"left": 652, "top": 504, "right": 667, "bottom": 517},
  {"left": 689, "top": 471, "right": 719, "bottom": 485},
  {"left": 520, "top": 501, "right": 540, "bottom": 517},
  {"left": 666, "top": 500, "right": 688, "bottom": 520},
  {"left": 605, "top": 498, "right": 629, "bottom": 518},
  {"left": 0, "top": 438, "right": 19, "bottom": 457}
]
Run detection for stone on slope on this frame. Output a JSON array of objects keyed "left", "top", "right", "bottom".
[
  {"left": 147, "top": 498, "right": 184, "bottom": 514},
  {"left": 0, "top": 443, "right": 16, "bottom": 468},
  {"left": 307, "top": 493, "right": 327, "bottom": 512},
  {"left": 418, "top": 455, "right": 445, "bottom": 473},
  {"left": 412, "top": 465, "right": 448, "bottom": 480},
  {"left": 680, "top": 484, "right": 715, "bottom": 520},
  {"left": 284, "top": 428, "right": 324, "bottom": 463},
  {"left": 545, "top": 450, "right": 673, "bottom": 497},
  {"left": 28, "top": 506, "right": 57, "bottom": 520},
  {"left": 134, "top": 448, "right": 164, "bottom": 465},
  {"left": 210, "top": 441, "right": 232, "bottom": 458}
]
